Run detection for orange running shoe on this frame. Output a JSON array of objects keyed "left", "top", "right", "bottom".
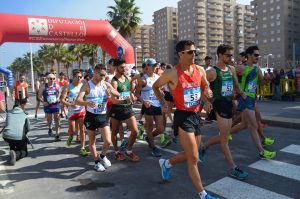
[
  {"left": 115, "top": 151, "right": 126, "bottom": 161},
  {"left": 125, "top": 152, "right": 140, "bottom": 162}
]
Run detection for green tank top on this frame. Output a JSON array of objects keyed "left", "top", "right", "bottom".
[
  {"left": 212, "top": 66, "right": 234, "bottom": 101},
  {"left": 113, "top": 76, "right": 131, "bottom": 106},
  {"left": 240, "top": 65, "right": 258, "bottom": 98}
]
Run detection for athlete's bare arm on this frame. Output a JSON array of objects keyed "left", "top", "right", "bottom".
[
  {"left": 76, "top": 81, "right": 94, "bottom": 107},
  {"left": 229, "top": 65, "right": 246, "bottom": 99},
  {"left": 104, "top": 81, "right": 120, "bottom": 97},
  {"left": 111, "top": 79, "right": 126, "bottom": 104},
  {"left": 205, "top": 67, "right": 217, "bottom": 82},
  {"left": 60, "top": 83, "right": 70, "bottom": 106},
  {"left": 197, "top": 66, "right": 212, "bottom": 99},
  {"left": 134, "top": 77, "right": 147, "bottom": 102}
]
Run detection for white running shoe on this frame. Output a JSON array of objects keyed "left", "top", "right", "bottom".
[
  {"left": 100, "top": 156, "right": 111, "bottom": 169},
  {"left": 94, "top": 162, "right": 106, "bottom": 172}
]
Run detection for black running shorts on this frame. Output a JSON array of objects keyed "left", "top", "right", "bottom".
[
  {"left": 142, "top": 104, "right": 162, "bottom": 116},
  {"left": 84, "top": 111, "right": 109, "bottom": 131},
  {"left": 110, "top": 105, "right": 134, "bottom": 121},
  {"left": 173, "top": 110, "right": 201, "bottom": 136},
  {"left": 213, "top": 99, "right": 233, "bottom": 119}
]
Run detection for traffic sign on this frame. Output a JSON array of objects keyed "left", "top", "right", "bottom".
[{"left": 117, "top": 46, "right": 125, "bottom": 58}]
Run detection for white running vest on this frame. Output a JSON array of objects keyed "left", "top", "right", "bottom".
[
  {"left": 141, "top": 73, "right": 161, "bottom": 107},
  {"left": 85, "top": 80, "right": 107, "bottom": 114},
  {"left": 68, "top": 83, "right": 84, "bottom": 115}
]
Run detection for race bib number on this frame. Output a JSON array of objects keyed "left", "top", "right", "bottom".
[
  {"left": 221, "top": 81, "right": 233, "bottom": 97},
  {"left": 119, "top": 91, "right": 131, "bottom": 100},
  {"left": 69, "top": 93, "right": 77, "bottom": 103},
  {"left": 149, "top": 90, "right": 157, "bottom": 101},
  {"left": 91, "top": 97, "right": 106, "bottom": 113},
  {"left": 184, "top": 87, "right": 201, "bottom": 108},
  {"left": 248, "top": 81, "right": 257, "bottom": 93},
  {"left": 47, "top": 95, "right": 57, "bottom": 104}
]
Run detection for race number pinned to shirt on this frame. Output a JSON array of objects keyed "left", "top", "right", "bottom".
[
  {"left": 119, "top": 91, "right": 130, "bottom": 100},
  {"left": 47, "top": 95, "right": 57, "bottom": 104},
  {"left": 91, "top": 97, "right": 106, "bottom": 114},
  {"left": 248, "top": 81, "right": 257, "bottom": 93},
  {"left": 184, "top": 87, "right": 201, "bottom": 108},
  {"left": 221, "top": 80, "right": 233, "bottom": 97}
]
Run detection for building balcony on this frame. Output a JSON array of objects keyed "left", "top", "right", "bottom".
[
  {"left": 208, "top": 17, "right": 223, "bottom": 23},
  {"left": 196, "top": 2, "right": 205, "bottom": 8},
  {"left": 208, "top": 36, "right": 223, "bottom": 41},
  {"left": 209, "top": 29, "right": 223, "bottom": 35},
  {"left": 196, "top": 22, "right": 206, "bottom": 28},
  {"left": 207, "top": 4, "right": 222, "bottom": 10},
  {"left": 209, "top": 10, "right": 223, "bottom": 17}
]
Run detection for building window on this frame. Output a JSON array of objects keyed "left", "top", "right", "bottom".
[{"left": 277, "top": 37, "right": 281, "bottom": 41}]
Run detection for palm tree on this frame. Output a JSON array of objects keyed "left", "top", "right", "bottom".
[
  {"left": 107, "top": 0, "right": 142, "bottom": 38},
  {"left": 61, "top": 48, "right": 76, "bottom": 77},
  {"left": 82, "top": 44, "right": 99, "bottom": 67},
  {"left": 38, "top": 44, "right": 55, "bottom": 71},
  {"left": 68, "top": 44, "right": 85, "bottom": 69},
  {"left": 52, "top": 44, "right": 67, "bottom": 73}
]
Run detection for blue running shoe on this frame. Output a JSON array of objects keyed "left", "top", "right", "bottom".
[
  {"left": 229, "top": 167, "right": 248, "bottom": 180},
  {"left": 205, "top": 193, "right": 219, "bottom": 199},
  {"left": 151, "top": 147, "right": 161, "bottom": 157},
  {"left": 159, "top": 159, "right": 171, "bottom": 181},
  {"left": 199, "top": 146, "right": 206, "bottom": 162}
]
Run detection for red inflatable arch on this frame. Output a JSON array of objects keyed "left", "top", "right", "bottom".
[{"left": 0, "top": 13, "right": 135, "bottom": 74}]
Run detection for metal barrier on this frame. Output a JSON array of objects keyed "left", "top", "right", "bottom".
[
  {"left": 280, "top": 79, "right": 296, "bottom": 95},
  {"left": 257, "top": 82, "right": 273, "bottom": 97}
]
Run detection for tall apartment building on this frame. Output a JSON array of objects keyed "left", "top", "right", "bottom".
[
  {"left": 153, "top": 7, "right": 178, "bottom": 65},
  {"left": 252, "top": 0, "right": 300, "bottom": 68},
  {"left": 127, "top": 25, "right": 156, "bottom": 68},
  {"left": 235, "top": 4, "right": 256, "bottom": 57},
  {"left": 175, "top": 0, "right": 254, "bottom": 65}
]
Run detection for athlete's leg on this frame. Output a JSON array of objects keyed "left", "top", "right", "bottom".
[
  {"left": 110, "top": 117, "right": 121, "bottom": 151},
  {"left": 125, "top": 115, "right": 138, "bottom": 151},
  {"left": 145, "top": 114, "right": 155, "bottom": 148},
  {"left": 99, "top": 126, "right": 112, "bottom": 156},
  {"left": 53, "top": 111, "right": 60, "bottom": 136},
  {"left": 77, "top": 117, "right": 86, "bottom": 148},
  {"left": 87, "top": 130, "right": 98, "bottom": 160}
]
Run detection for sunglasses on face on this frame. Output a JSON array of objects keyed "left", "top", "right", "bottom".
[
  {"left": 97, "top": 71, "right": 106, "bottom": 77},
  {"left": 253, "top": 53, "right": 260, "bottom": 57},
  {"left": 48, "top": 78, "right": 55, "bottom": 80},
  {"left": 76, "top": 76, "right": 83, "bottom": 79},
  {"left": 181, "top": 50, "right": 199, "bottom": 55}
]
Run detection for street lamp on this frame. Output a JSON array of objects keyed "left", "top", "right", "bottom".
[
  {"left": 135, "top": 45, "right": 141, "bottom": 71},
  {"left": 266, "top": 53, "right": 273, "bottom": 68}
]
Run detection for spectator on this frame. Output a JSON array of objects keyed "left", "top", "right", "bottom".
[
  {"left": 2, "top": 101, "right": 30, "bottom": 165},
  {"left": 280, "top": 69, "right": 286, "bottom": 79},
  {"left": 272, "top": 69, "right": 281, "bottom": 100}
]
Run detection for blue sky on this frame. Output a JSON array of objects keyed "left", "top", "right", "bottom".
[{"left": 0, "top": 0, "right": 250, "bottom": 67}]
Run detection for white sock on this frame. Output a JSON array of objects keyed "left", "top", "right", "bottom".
[
  {"left": 199, "top": 190, "right": 207, "bottom": 199},
  {"left": 165, "top": 159, "right": 172, "bottom": 168}
]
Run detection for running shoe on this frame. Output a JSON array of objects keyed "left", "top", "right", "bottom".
[
  {"left": 205, "top": 194, "right": 219, "bottom": 199},
  {"left": 76, "top": 135, "right": 81, "bottom": 143},
  {"left": 259, "top": 150, "right": 276, "bottom": 159},
  {"left": 34, "top": 114, "right": 38, "bottom": 120},
  {"left": 161, "top": 139, "right": 171, "bottom": 148},
  {"left": 228, "top": 134, "right": 233, "bottom": 141},
  {"left": 138, "top": 126, "right": 145, "bottom": 140},
  {"left": 100, "top": 156, "right": 112, "bottom": 168},
  {"left": 120, "top": 139, "right": 128, "bottom": 149},
  {"left": 66, "top": 135, "right": 73, "bottom": 146},
  {"left": 262, "top": 137, "right": 275, "bottom": 146},
  {"left": 54, "top": 135, "right": 61, "bottom": 142},
  {"left": 159, "top": 159, "right": 171, "bottom": 181},
  {"left": 115, "top": 151, "right": 126, "bottom": 161},
  {"left": 94, "top": 162, "right": 105, "bottom": 172},
  {"left": 60, "top": 113, "right": 64, "bottom": 118},
  {"left": 229, "top": 167, "right": 248, "bottom": 180},
  {"left": 125, "top": 152, "right": 140, "bottom": 162},
  {"left": 199, "top": 146, "right": 206, "bottom": 162},
  {"left": 48, "top": 128, "right": 53, "bottom": 136},
  {"left": 151, "top": 147, "right": 161, "bottom": 157},
  {"left": 80, "top": 148, "right": 88, "bottom": 156},
  {"left": 9, "top": 150, "right": 16, "bottom": 166}
]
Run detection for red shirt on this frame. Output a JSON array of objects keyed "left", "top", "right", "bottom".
[
  {"left": 14, "top": 80, "right": 28, "bottom": 99},
  {"left": 172, "top": 64, "right": 206, "bottom": 112}
]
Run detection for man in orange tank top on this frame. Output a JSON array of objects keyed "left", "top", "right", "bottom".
[
  {"left": 153, "top": 40, "right": 217, "bottom": 199},
  {"left": 12, "top": 74, "right": 28, "bottom": 113}
]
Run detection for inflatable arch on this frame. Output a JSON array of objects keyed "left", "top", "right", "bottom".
[
  {"left": 0, "top": 13, "right": 135, "bottom": 75},
  {"left": 0, "top": 66, "right": 14, "bottom": 88}
]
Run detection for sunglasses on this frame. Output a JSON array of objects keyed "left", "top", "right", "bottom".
[
  {"left": 97, "top": 72, "right": 106, "bottom": 77},
  {"left": 181, "top": 50, "right": 199, "bottom": 55},
  {"left": 253, "top": 53, "right": 260, "bottom": 57},
  {"left": 76, "top": 76, "right": 83, "bottom": 79},
  {"left": 48, "top": 78, "right": 55, "bottom": 80}
]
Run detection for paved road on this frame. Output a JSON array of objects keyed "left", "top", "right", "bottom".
[{"left": 0, "top": 94, "right": 299, "bottom": 199}]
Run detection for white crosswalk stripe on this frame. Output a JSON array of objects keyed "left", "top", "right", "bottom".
[{"left": 205, "top": 144, "right": 300, "bottom": 199}]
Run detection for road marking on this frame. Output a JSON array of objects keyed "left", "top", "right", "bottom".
[
  {"left": 0, "top": 165, "right": 15, "bottom": 195},
  {"left": 280, "top": 144, "right": 300, "bottom": 156},
  {"left": 205, "top": 177, "right": 292, "bottom": 199},
  {"left": 249, "top": 160, "right": 300, "bottom": 181}
]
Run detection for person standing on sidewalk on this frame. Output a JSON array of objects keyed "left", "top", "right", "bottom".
[
  {"left": 153, "top": 40, "right": 217, "bottom": 199},
  {"left": 76, "top": 65, "right": 119, "bottom": 172},
  {"left": 12, "top": 74, "right": 29, "bottom": 114},
  {"left": 38, "top": 73, "right": 61, "bottom": 141},
  {"left": 135, "top": 58, "right": 171, "bottom": 157},
  {"left": 61, "top": 69, "right": 87, "bottom": 156},
  {"left": 199, "top": 44, "right": 249, "bottom": 180},
  {"left": 110, "top": 58, "right": 140, "bottom": 161},
  {"left": 34, "top": 74, "right": 46, "bottom": 120}
]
